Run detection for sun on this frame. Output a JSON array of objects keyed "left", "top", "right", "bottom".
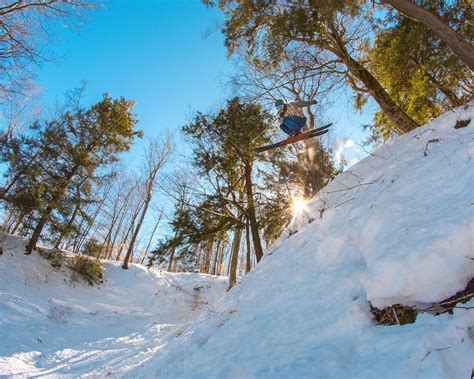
[{"left": 292, "top": 198, "right": 308, "bottom": 214}]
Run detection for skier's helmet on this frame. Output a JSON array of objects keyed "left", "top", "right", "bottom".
[{"left": 275, "top": 99, "right": 284, "bottom": 110}]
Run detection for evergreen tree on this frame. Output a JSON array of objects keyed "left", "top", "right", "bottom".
[
  {"left": 367, "top": 0, "right": 472, "bottom": 139},
  {"left": 183, "top": 98, "right": 275, "bottom": 264},
  {"left": 2, "top": 94, "right": 141, "bottom": 254},
  {"left": 379, "top": 0, "right": 474, "bottom": 70},
  {"left": 205, "top": 0, "right": 420, "bottom": 134},
  {"left": 150, "top": 98, "right": 276, "bottom": 287}
]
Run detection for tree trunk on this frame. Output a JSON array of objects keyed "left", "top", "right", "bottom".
[
  {"left": 218, "top": 244, "right": 225, "bottom": 275},
  {"left": 167, "top": 244, "right": 177, "bottom": 272},
  {"left": 24, "top": 162, "right": 80, "bottom": 255},
  {"left": 9, "top": 211, "right": 23, "bottom": 235},
  {"left": 201, "top": 239, "right": 213, "bottom": 274},
  {"left": 382, "top": 0, "right": 474, "bottom": 71},
  {"left": 345, "top": 56, "right": 419, "bottom": 133},
  {"left": 54, "top": 202, "right": 80, "bottom": 249},
  {"left": 107, "top": 202, "right": 131, "bottom": 260},
  {"left": 25, "top": 205, "right": 53, "bottom": 254},
  {"left": 304, "top": 115, "right": 320, "bottom": 196},
  {"left": 244, "top": 162, "right": 264, "bottom": 262},
  {"left": 116, "top": 202, "right": 142, "bottom": 261},
  {"left": 211, "top": 240, "right": 221, "bottom": 275},
  {"left": 122, "top": 196, "right": 151, "bottom": 269},
  {"left": 425, "top": 71, "right": 463, "bottom": 107},
  {"left": 327, "top": 21, "right": 419, "bottom": 134},
  {"left": 140, "top": 213, "right": 162, "bottom": 265},
  {"left": 104, "top": 185, "right": 134, "bottom": 259},
  {"left": 228, "top": 223, "right": 243, "bottom": 290},
  {"left": 167, "top": 225, "right": 181, "bottom": 272},
  {"left": 245, "top": 218, "right": 252, "bottom": 273},
  {"left": 73, "top": 184, "right": 111, "bottom": 254}
]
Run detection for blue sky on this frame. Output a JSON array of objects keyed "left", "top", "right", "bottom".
[
  {"left": 37, "top": 0, "right": 373, "bottom": 167},
  {"left": 38, "top": 0, "right": 235, "bottom": 162}
]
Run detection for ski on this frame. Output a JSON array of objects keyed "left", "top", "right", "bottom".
[{"left": 255, "top": 123, "right": 332, "bottom": 153}]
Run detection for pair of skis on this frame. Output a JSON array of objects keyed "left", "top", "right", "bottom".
[{"left": 255, "top": 123, "right": 332, "bottom": 153}]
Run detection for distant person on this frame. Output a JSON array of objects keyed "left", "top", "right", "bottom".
[{"left": 275, "top": 99, "right": 317, "bottom": 137}]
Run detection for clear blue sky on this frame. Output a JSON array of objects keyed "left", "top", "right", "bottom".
[{"left": 38, "top": 0, "right": 235, "bottom": 161}]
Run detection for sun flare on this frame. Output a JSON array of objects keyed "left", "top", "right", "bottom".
[{"left": 293, "top": 198, "right": 308, "bottom": 214}]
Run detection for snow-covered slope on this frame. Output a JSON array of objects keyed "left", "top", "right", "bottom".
[
  {"left": 138, "top": 104, "right": 474, "bottom": 378},
  {"left": 0, "top": 235, "right": 227, "bottom": 376},
  {"left": 1, "top": 104, "right": 473, "bottom": 378}
]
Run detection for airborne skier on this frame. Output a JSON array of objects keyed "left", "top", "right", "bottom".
[
  {"left": 275, "top": 99, "right": 317, "bottom": 136},
  {"left": 255, "top": 99, "right": 332, "bottom": 153}
]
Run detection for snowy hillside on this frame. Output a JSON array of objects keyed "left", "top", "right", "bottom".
[
  {"left": 0, "top": 104, "right": 473, "bottom": 378},
  {"left": 0, "top": 235, "right": 228, "bottom": 376},
  {"left": 136, "top": 103, "right": 474, "bottom": 378}
]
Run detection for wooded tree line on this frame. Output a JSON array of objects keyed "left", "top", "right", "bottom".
[
  {"left": 147, "top": 98, "right": 338, "bottom": 288},
  {"left": 0, "top": 1, "right": 174, "bottom": 268},
  {"left": 149, "top": 0, "right": 471, "bottom": 287},
  {"left": 0, "top": 0, "right": 472, "bottom": 288},
  {"left": 206, "top": 0, "right": 471, "bottom": 137},
  {"left": 0, "top": 92, "right": 174, "bottom": 266}
]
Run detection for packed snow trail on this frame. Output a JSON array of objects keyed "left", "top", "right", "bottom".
[
  {"left": 0, "top": 235, "right": 227, "bottom": 376},
  {"left": 135, "top": 103, "right": 474, "bottom": 378}
]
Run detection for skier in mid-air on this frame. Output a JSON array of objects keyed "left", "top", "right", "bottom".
[
  {"left": 254, "top": 99, "right": 330, "bottom": 153},
  {"left": 275, "top": 99, "right": 317, "bottom": 136}
]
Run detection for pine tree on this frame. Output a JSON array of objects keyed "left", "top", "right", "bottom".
[
  {"left": 149, "top": 98, "right": 276, "bottom": 287},
  {"left": 182, "top": 98, "right": 274, "bottom": 266},
  {"left": 2, "top": 94, "right": 141, "bottom": 254},
  {"left": 379, "top": 0, "right": 474, "bottom": 70},
  {"left": 206, "top": 0, "right": 420, "bottom": 134},
  {"left": 366, "top": 0, "right": 472, "bottom": 139}
]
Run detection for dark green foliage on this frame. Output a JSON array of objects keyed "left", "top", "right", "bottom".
[
  {"left": 182, "top": 97, "right": 274, "bottom": 171},
  {"left": 38, "top": 247, "right": 65, "bottom": 268},
  {"left": 1, "top": 93, "right": 141, "bottom": 253},
  {"left": 367, "top": 0, "right": 472, "bottom": 139},
  {"left": 71, "top": 255, "right": 104, "bottom": 286},
  {"left": 82, "top": 239, "right": 103, "bottom": 258}
]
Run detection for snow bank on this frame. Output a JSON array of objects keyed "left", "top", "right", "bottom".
[
  {"left": 0, "top": 234, "right": 227, "bottom": 376},
  {"left": 140, "top": 103, "right": 473, "bottom": 378},
  {"left": 291, "top": 103, "right": 474, "bottom": 307}
]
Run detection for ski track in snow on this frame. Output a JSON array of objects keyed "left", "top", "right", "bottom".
[
  {"left": 1, "top": 103, "right": 473, "bottom": 378},
  {"left": 0, "top": 235, "right": 228, "bottom": 377}
]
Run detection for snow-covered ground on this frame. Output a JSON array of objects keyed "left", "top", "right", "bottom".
[
  {"left": 0, "top": 235, "right": 228, "bottom": 376},
  {"left": 1, "top": 104, "right": 473, "bottom": 378}
]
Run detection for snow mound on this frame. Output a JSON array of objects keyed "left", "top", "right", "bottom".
[
  {"left": 0, "top": 234, "right": 227, "bottom": 376},
  {"left": 141, "top": 103, "right": 474, "bottom": 378}
]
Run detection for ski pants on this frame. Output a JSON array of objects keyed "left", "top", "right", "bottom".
[{"left": 280, "top": 116, "right": 306, "bottom": 136}]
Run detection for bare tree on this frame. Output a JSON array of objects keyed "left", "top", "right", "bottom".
[
  {"left": 0, "top": 79, "right": 41, "bottom": 149},
  {"left": 99, "top": 177, "right": 136, "bottom": 259},
  {"left": 122, "top": 136, "right": 173, "bottom": 269},
  {"left": 116, "top": 192, "right": 144, "bottom": 261},
  {"left": 0, "top": 1, "right": 96, "bottom": 109},
  {"left": 140, "top": 210, "right": 163, "bottom": 265}
]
